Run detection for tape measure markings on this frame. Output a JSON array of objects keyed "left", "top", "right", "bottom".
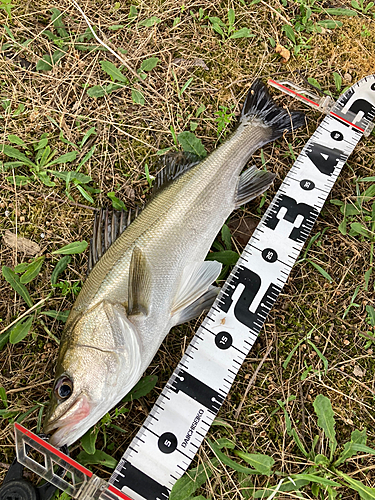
[{"left": 104, "top": 77, "right": 375, "bottom": 500}]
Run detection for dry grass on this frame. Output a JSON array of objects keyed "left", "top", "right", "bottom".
[{"left": 0, "top": 0, "right": 375, "bottom": 498}]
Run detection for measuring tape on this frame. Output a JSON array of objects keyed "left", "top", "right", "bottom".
[{"left": 12, "top": 75, "right": 375, "bottom": 500}]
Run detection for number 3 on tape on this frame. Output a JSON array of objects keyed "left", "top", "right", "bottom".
[{"left": 108, "top": 75, "right": 375, "bottom": 500}]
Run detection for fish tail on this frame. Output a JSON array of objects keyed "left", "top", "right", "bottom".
[{"left": 240, "top": 79, "right": 305, "bottom": 140}]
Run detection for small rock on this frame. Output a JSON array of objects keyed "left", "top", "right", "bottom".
[{"left": 344, "top": 73, "right": 352, "bottom": 82}]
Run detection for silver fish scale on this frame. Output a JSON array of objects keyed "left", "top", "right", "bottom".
[{"left": 108, "top": 76, "right": 375, "bottom": 500}]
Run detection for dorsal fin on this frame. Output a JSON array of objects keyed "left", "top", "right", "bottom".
[
  {"left": 152, "top": 151, "right": 201, "bottom": 195},
  {"left": 87, "top": 206, "right": 143, "bottom": 273}
]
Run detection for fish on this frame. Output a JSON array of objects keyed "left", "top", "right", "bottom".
[{"left": 43, "top": 80, "right": 305, "bottom": 447}]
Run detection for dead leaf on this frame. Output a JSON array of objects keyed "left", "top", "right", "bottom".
[
  {"left": 172, "top": 58, "right": 209, "bottom": 71},
  {"left": 3, "top": 230, "right": 41, "bottom": 256},
  {"left": 275, "top": 43, "right": 290, "bottom": 63},
  {"left": 227, "top": 216, "right": 258, "bottom": 247},
  {"left": 124, "top": 186, "right": 136, "bottom": 201},
  {"left": 353, "top": 365, "right": 366, "bottom": 378}
]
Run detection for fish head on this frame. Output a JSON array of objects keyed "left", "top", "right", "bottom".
[{"left": 43, "top": 301, "right": 142, "bottom": 447}]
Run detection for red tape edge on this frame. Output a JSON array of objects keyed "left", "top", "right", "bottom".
[
  {"left": 14, "top": 422, "right": 93, "bottom": 478},
  {"left": 108, "top": 484, "right": 134, "bottom": 500}
]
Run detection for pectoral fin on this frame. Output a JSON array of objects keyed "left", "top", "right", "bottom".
[
  {"left": 171, "top": 260, "right": 222, "bottom": 325},
  {"left": 235, "top": 165, "right": 275, "bottom": 209},
  {"left": 128, "top": 246, "right": 151, "bottom": 316}
]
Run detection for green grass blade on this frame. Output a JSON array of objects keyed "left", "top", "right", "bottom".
[{"left": 308, "top": 259, "right": 333, "bottom": 282}]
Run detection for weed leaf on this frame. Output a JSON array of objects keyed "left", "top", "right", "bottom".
[
  {"left": 2, "top": 266, "right": 33, "bottom": 307},
  {"left": 80, "top": 128, "right": 96, "bottom": 148},
  {"left": 76, "top": 185, "right": 94, "bottom": 204},
  {"left": 131, "top": 89, "right": 145, "bottom": 105},
  {"left": 313, "top": 394, "right": 337, "bottom": 457},
  {"left": 8, "top": 135, "right": 25, "bottom": 146},
  {"left": 1, "top": 145, "right": 35, "bottom": 166},
  {"left": 0, "top": 387, "right": 7, "bottom": 407},
  {"left": 253, "top": 478, "right": 310, "bottom": 497},
  {"left": 333, "top": 72, "right": 342, "bottom": 92},
  {"left": 81, "top": 426, "right": 99, "bottom": 454},
  {"left": 228, "top": 8, "right": 235, "bottom": 27},
  {"left": 317, "top": 20, "right": 343, "bottom": 28},
  {"left": 206, "top": 250, "right": 239, "bottom": 265},
  {"left": 211, "top": 417, "right": 234, "bottom": 431},
  {"left": 139, "top": 16, "right": 161, "bottom": 27},
  {"left": 338, "top": 472, "right": 375, "bottom": 499},
  {"left": 77, "top": 450, "right": 117, "bottom": 468},
  {"left": 0, "top": 332, "right": 10, "bottom": 351},
  {"left": 7, "top": 175, "right": 31, "bottom": 187},
  {"left": 140, "top": 57, "right": 159, "bottom": 72},
  {"left": 221, "top": 224, "right": 232, "bottom": 250},
  {"left": 48, "top": 151, "right": 77, "bottom": 166},
  {"left": 308, "top": 260, "right": 333, "bottom": 282},
  {"left": 9, "top": 316, "right": 33, "bottom": 344},
  {"left": 324, "top": 8, "right": 357, "bottom": 15},
  {"left": 87, "top": 86, "right": 108, "bottom": 98},
  {"left": 282, "top": 25, "right": 296, "bottom": 43},
  {"left": 20, "top": 256, "right": 45, "bottom": 284},
  {"left": 170, "top": 460, "right": 217, "bottom": 500},
  {"left": 108, "top": 192, "right": 127, "bottom": 211},
  {"left": 52, "top": 241, "right": 88, "bottom": 255},
  {"left": 208, "top": 439, "right": 259, "bottom": 474},
  {"left": 291, "top": 474, "right": 340, "bottom": 487},
  {"left": 123, "top": 375, "right": 158, "bottom": 402},
  {"left": 229, "top": 28, "right": 253, "bottom": 39},
  {"left": 51, "top": 255, "right": 71, "bottom": 285},
  {"left": 177, "top": 131, "right": 207, "bottom": 158},
  {"left": 100, "top": 60, "right": 128, "bottom": 82},
  {"left": 41, "top": 310, "right": 70, "bottom": 322},
  {"left": 234, "top": 451, "right": 274, "bottom": 475}
]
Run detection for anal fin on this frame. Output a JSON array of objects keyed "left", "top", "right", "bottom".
[
  {"left": 173, "top": 285, "right": 220, "bottom": 326},
  {"left": 235, "top": 165, "right": 275, "bottom": 209},
  {"left": 171, "top": 260, "right": 222, "bottom": 325}
]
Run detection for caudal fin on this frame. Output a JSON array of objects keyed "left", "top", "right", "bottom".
[{"left": 240, "top": 79, "right": 305, "bottom": 140}]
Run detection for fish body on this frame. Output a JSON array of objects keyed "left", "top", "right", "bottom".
[{"left": 44, "top": 80, "right": 304, "bottom": 447}]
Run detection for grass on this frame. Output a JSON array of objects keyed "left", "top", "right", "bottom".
[{"left": 0, "top": 0, "right": 375, "bottom": 498}]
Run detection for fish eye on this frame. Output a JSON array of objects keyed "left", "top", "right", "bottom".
[{"left": 54, "top": 376, "right": 73, "bottom": 401}]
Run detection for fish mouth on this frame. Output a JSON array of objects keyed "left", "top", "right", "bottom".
[{"left": 44, "top": 394, "right": 91, "bottom": 448}]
